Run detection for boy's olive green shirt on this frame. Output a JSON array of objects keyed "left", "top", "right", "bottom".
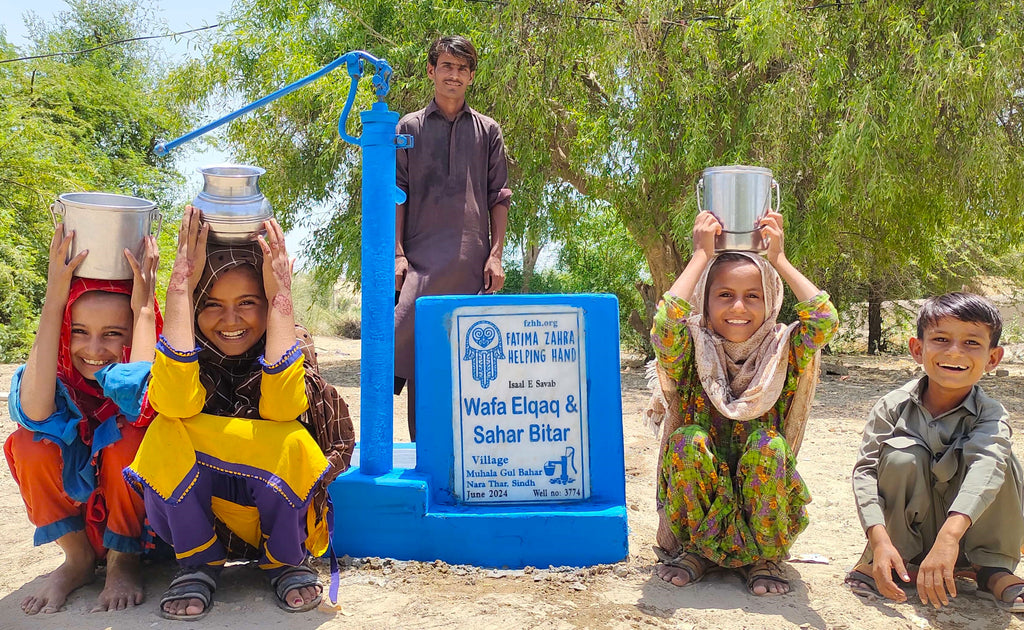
[{"left": 852, "top": 376, "right": 1020, "bottom": 531}]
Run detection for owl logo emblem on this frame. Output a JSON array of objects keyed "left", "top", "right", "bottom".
[{"left": 463, "top": 320, "right": 504, "bottom": 388}]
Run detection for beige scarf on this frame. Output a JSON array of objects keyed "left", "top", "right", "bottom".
[{"left": 643, "top": 252, "right": 821, "bottom": 456}]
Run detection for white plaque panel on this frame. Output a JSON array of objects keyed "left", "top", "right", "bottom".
[{"left": 451, "top": 305, "right": 590, "bottom": 503}]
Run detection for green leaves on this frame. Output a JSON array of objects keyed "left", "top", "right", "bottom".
[{"left": 0, "top": 0, "right": 187, "bottom": 361}]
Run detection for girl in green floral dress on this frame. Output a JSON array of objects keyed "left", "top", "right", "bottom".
[{"left": 648, "top": 210, "right": 838, "bottom": 595}]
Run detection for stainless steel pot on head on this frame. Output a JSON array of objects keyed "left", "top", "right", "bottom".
[
  {"left": 696, "top": 165, "right": 781, "bottom": 253},
  {"left": 50, "top": 192, "right": 161, "bottom": 280},
  {"left": 192, "top": 164, "right": 273, "bottom": 244}
]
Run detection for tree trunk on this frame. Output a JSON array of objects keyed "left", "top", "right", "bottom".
[
  {"left": 867, "top": 285, "right": 883, "bottom": 355},
  {"left": 521, "top": 242, "right": 542, "bottom": 294}
]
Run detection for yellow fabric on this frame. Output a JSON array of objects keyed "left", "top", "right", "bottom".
[
  {"left": 149, "top": 351, "right": 206, "bottom": 418},
  {"left": 127, "top": 352, "right": 328, "bottom": 504},
  {"left": 305, "top": 500, "right": 330, "bottom": 557},
  {"left": 211, "top": 496, "right": 261, "bottom": 549},
  {"left": 259, "top": 358, "right": 309, "bottom": 422}
]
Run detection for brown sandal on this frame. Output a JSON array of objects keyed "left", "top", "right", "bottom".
[
  {"left": 745, "top": 560, "right": 790, "bottom": 596},
  {"left": 653, "top": 546, "right": 714, "bottom": 586},
  {"left": 977, "top": 568, "right": 1024, "bottom": 612}
]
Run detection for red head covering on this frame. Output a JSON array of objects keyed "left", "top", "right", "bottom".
[{"left": 58, "top": 278, "right": 164, "bottom": 438}]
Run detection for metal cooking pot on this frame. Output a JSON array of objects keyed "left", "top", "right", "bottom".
[
  {"left": 696, "top": 165, "right": 781, "bottom": 252},
  {"left": 192, "top": 164, "right": 273, "bottom": 244},
  {"left": 50, "top": 192, "right": 161, "bottom": 280}
]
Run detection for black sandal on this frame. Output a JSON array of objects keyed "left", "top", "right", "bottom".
[
  {"left": 653, "top": 546, "right": 715, "bottom": 586},
  {"left": 159, "top": 566, "right": 218, "bottom": 621},
  {"left": 271, "top": 564, "right": 323, "bottom": 612},
  {"left": 744, "top": 560, "right": 790, "bottom": 596}
]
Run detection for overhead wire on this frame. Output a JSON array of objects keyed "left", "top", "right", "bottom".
[{"left": 0, "top": 23, "right": 223, "bottom": 64}]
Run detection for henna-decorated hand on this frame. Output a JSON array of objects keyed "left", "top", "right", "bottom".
[
  {"left": 169, "top": 205, "right": 208, "bottom": 295},
  {"left": 257, "top": 219, "right": 293, "bottom": 316}
]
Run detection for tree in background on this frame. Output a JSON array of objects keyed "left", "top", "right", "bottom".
[
  {"left": 0, "top": 0, "right": 186, "bottom": 361},
  {"left": 168, "top": 0, "right": 1023, "bottom": 354}
]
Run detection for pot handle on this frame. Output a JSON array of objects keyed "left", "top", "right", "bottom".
[
  {"left": 695, "top": 177, "right": 704, "bottom": 213},
  {"left": 772, "top": 179, "right": 782, "bottom": 213},
  {"left": 152, "top": 209, "right": 163, "bottom": 237},
  {"left": 49, "top": 199, "right": 65, "bottom": 230}
]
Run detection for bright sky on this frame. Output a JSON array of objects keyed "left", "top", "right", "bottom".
[
  {"left": 0, "top": 0, "right": 231, "bottom": 54},
  {"left": 0, "top": 0, "right": 318, "bottom": 260}
]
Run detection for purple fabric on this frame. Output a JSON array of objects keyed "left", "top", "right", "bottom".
[{"left": 143, "top": 467, "right": 310, "bottom": 571}]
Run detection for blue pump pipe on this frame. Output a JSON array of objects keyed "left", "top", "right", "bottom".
[{"left": 155, "top": 50, "right": 409, "bottom": 476}]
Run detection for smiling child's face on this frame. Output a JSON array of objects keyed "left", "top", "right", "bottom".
[
  {"left": 196, "top": 267, "right": 268, "bottom": 356},
  {"left": 705, "top": 259, "right": 767, "bottom": 343},
  {"left": 909, "top": 316, "right": 1002, "bottom": 397},
  {"left": 69, "top": 291, "right": 133, "bottom": 380}
]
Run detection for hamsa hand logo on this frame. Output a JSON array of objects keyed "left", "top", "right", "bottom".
[{"left": 463, "top": 320, "right": 504, "bottom": 388}]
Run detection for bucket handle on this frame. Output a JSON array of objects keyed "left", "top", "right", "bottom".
[
  {"left": 695, "top": 177, "right": 704, "bottom": 214},
  {"left": 771, "top": 179, "right": 782, "bottom": 214},
  {"left": 151, "top": 209, "right": 163, "bottom": 238},
  {"left": 49, "top": 199, "right": 65, "bottom": 230}
]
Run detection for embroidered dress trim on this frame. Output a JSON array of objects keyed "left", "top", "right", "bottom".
[
  {"left": 260, "top": 341, "right": 301, "bottom": 374},
  {"left": 157, "top": 335, "right": 201, "bottom": 362}
]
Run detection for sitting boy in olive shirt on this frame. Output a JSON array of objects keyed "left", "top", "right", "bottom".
[{"left": 847, "top": 292, "right": 1024, "bottom": 611}]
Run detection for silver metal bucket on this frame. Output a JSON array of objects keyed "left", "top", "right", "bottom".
[
  {"left": 50, "top": 192, "right": 161, "bottom": 280},
  {"left": 696, "top": 165, "right": 781, "bottom": 252},
  {"left": 192, "top": 164, "right": 273, "bottom": 244}
]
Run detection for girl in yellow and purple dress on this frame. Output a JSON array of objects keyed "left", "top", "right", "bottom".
[
  {"left": 647, "top": 210, "right": 838, "bottom": 596},
  {"left": 126, "top": 207, "right": 352, "bottom": 620}
]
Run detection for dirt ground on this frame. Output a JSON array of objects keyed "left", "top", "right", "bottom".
[{"left": 2, "top": 339, "right": 1024, "bottom": 630}]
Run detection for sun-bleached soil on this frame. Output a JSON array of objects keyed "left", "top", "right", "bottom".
[{"left": 2, "top": 339, "right": 1024, "bottom": 630}]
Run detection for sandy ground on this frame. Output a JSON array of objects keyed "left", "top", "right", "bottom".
[{"left": 2, "top": 339, "right": 1024, "bottom": 630}]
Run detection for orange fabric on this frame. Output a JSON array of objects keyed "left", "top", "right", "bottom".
[{"left": 4, "top": 424, "right": 146, "bottom": 552}]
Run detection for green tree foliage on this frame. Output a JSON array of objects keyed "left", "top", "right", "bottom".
[
  {"left": 169, "top": 0, "right": 1023, "bottom": 354},
  {"left": 0, "top": 0, "right": 186, "bottom": 361}
]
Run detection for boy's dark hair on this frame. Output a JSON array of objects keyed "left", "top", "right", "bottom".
[
  {"left": 428, "top": 36, "right": 478, "bottom": 72},
  {"left": 916, "top": 292, "right": 1003, "bottom": 348}
]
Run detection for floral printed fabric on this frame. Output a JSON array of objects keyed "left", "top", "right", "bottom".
[{"left": 652, "top": 291, "right": 838, "bottom": 566}]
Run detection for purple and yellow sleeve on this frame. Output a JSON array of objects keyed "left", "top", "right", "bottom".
[
  {"left": 258, "top": 342, "right": 308, "bottom": 422},
  {"left": 150, "top": 336, "right": 207, "bottom": 419}
]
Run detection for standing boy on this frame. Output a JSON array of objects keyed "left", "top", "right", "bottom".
[
  {"left": 848, "top": 292, "right": 1024, "bottom": 611},
  {"left": 394, "top": 35, "right": 512, "bottom": 440}
]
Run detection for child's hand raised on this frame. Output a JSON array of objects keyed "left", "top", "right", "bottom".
[
  {"left": 169, "top": 205, "right": 208, "bottom": 296},
  {"left": 759, "top": 211, "right": 786, "bottom": 266},
  {"left": 125, "top": 235, "right": 159, "bottom": 316},
  {"left": 45, "top": 224, "right": 88, "bottom": 305},
  {"left": 692, "top": 211, "right": 721, "bottom": 259},
  {"left": 257, "top": 219, "right": 293, "bottom": 313}
]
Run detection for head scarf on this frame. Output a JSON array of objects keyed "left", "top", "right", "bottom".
[
  {"left": 192, "top": 245, "right": 355, "bottom": 530},
  {"left": 59, "top": 278, "right": 165, "bottom": 439},
  {"left": 193, "top": 243, "right": 267, "bottom": 418},
  {"left": 644, "top": 252, "right": 821, "bottom": 456},
  {"left": 687, "top": 252, "right": 793, "bottom": 420}
]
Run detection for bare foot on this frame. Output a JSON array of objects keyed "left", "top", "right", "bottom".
[
  {"left": 92, "top": 550, "right": 143, "bottom": 612},
  {"left": 22, "top": 531, "right": 96, "bottom": 614}
]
